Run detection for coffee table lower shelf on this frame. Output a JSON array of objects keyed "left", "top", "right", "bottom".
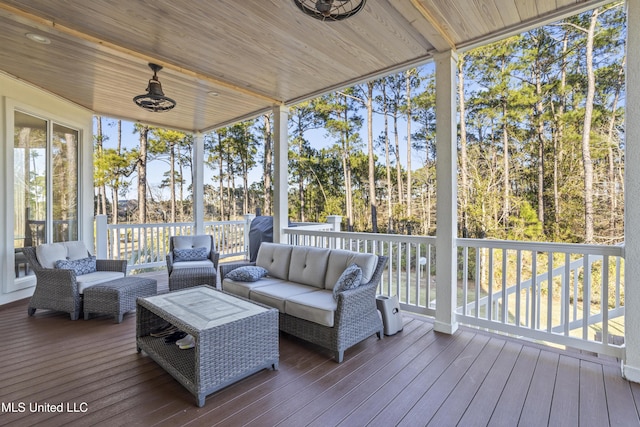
[{"left": 136, "top": 288, "right": 279, "bottom": 407}]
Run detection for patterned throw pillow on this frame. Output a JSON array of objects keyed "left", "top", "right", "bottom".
[
  {"left": 333, "top": 263, "right": 363, "bottom": 300},
  {"left": 226, "top": 266, "right": 268, "bottom": 282},
  {"left": 173, "top": 247, "right": 209, "bottom": 262},
  {"left": 55, "top": 256, "right": 97, "bottom": 276}
]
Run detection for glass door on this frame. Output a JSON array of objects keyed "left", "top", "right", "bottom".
[{"left": 13, "top": 110, "right": 79, "bottom": 279}]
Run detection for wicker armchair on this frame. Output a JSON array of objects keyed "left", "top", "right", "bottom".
[
  {"left": 166, "top": 235, "right": 220, "bottom": 290},
  {"left": 23, "top": 244, "right": 127, "bottom": 320}
]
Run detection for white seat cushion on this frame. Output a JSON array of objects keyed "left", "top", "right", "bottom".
[
  {"left": 285, "top": 289, "right": 336, "bottom": 327},
  {"left": 76, "top": 271, "right": 125, "bottom": 293},
  {"left": 250, "top": 282, "right": 317, "bottom": 312},
  {"left": 172, "top": 260, "right": 215, "bottom": 269},
  {"left": 222, "top": 276, "right": 285, "bottom": 299}
]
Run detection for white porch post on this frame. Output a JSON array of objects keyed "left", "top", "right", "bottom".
[
  {"left": 434, "top": 50, "right": 459, "bottom": 335},
  {"left": 95, "top": 214, "right": 108, "bottom": 259},
  {"left": 623, "top": 0, "right": 640, "bottom": 383},
  {"left": 193, "top": 132, "right": 205, "bottom": 235},
  {"left": 273, "top": 104, "right": 289, "bottom": 244}
]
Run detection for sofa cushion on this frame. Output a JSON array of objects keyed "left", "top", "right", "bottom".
[
  {"left": 325, "top": 250, "right": 378, "bottom": 290},
  {"left": 172, "top": 235, "right": 212, "bottom": 252},
  {"left": 222, "top": 276, "right": 284, "bottom": 299},
  {"left": 256, "top": 243, "right": 293, "bottom": 280},
  {"left": 55, "top": 256, "right": 97, "bottom": 276},
  {"left": 250, "top": 282, "right": 317, "bottom": 312},
  {"left": 332, "top": 263, "right": 363, "bottom": 300},
  {"left": 288, "top": 246, "right": 330, "bottom": 289},
  {"left": 76, "top": 271, "right": 125, "bottom": 293},
  {"left": 173, "top": 247, "right": 209, "bottom": 262},
  {"left": 225, "top": 266, "right": 268, "bottom": 282},
  {"left": 172, "top": 260, "right": 215, "bottom": 270},
  {"left": 285, "top": 289, "right": 336, "bottom": 327}
]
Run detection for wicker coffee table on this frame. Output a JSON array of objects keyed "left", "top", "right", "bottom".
[{"left": 136, "top": 285, "right": 279, "bottom": 407}]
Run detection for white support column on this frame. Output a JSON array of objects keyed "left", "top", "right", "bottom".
[
  {"left": 434, "top": 50, "right": 459, "bottom": 335},
  {"left": 623, "top": 0, "right": 640, "bottom": 383},
  {"left": 95, "top": 215, "right": 108, "bottom": 259},
  {"left": 244, "top": 213, "right": 255, "bottom": 259},
  {"left": 193, "top": 132, "right": 205, "bottom": 235},
  {"left": 273, "top": 104, "right": 289, "bottom": 244}
]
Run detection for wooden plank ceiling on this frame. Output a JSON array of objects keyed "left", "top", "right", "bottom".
[{"left": 0, "top": 0, "right": 608, "bottom": 132}]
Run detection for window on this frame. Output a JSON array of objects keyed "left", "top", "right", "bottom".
[{"left": 14, "top": 110, "right": 79, "bottom": 278}]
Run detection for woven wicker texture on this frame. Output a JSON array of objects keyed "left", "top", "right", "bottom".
[
  {"left": 221, "top": 254, "right": 388, "bottom": 362},
  {"left": 169, "top": 267, "right": 217, "bottom": 291},
  {"left": 136, "top": 286, "right": 279, "bottom": 407},
  {"left": 83, "top": 277, "right": 157, "bottom": 323},
  {"left": 23, "top": 246, "right": 128, "bottom": 320}
]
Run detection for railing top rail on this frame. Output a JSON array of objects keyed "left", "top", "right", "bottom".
[
  {"left": 458, "top": 237, "right": 624, "bottom": 257},
  {"left": 283, "top": 228, "right": 437, "bottom": 245}
]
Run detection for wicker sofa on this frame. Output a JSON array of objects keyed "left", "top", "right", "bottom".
[{"left": 220, "top": 243, "right": 388, "bottom": 362}]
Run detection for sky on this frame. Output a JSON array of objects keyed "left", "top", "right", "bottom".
[{"left": 94, "top": 62, "right": 435, "bottom": 202}]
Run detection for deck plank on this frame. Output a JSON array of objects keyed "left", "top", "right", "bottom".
[
  {"left": 0, "top": 272, "right": 637, "bottom": 427},
  {"left": 487, "top": 345, "right": 540, "bottom": 426},
  {"left": 579, "top": 360, "right": 610, "bottom": 426},
  {"left": 548, "top": 355, "right": 580, "bottom": 427},
  {"left": 519, "top": 350, "right": 560, "bottom": 426},
  {"left": 426, "top": 337, "right": 506, "bottom": 426}
]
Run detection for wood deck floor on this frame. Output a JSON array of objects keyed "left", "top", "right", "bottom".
[{"left": 1, "top": 270, "right": 640, "bottom": 426}]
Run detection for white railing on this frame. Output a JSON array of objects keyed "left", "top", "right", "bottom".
[
  {"left": 456, "top": 238, "right": 625, "bottom": 358},
  {"left": 96, "top": 218, "right": 247, "bottom": 272},
  {"left": 284, "top": 227, "right": 436, "bottom": 317},
  {"left": 283, "top": 227, "right": 625, "bottom": 357},
  {"left": 95, "top": 215, "right": 625, "bottom": 356}
]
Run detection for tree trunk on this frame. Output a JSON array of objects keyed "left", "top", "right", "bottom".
[
  {"left": 606, "top": 56, "right": 624, "bottom": 238},
  {"left": 262, "top": 114, "right": 272, "bottom": 215},
  {"left": 405, "top": 70, "right": 412, "bottom": 217},
  {"left": 582, "top": 9, "right": 599, "bottom": 243},
  {"left": 218, "top": 132, "right": 224, "bottom": 220},
  {"left": 367, "top": 81, "right": 378, "bottom": 232},
  {"left": 137, "top": 125, "right": 149, "bottom": 224},
  {"left": 393, "top": 109, "right": 404, "bottom": 208},
  {"left": 458, "top": 56, "right": 469, "bottom": 236},
  {"left": 95, "top": 117, "right": 108, "bottom": 216},
  {"left": 111, "top": 120, "right": 122, "bottom": 225},
  {"left": 501, "top": 101, "right": 509, "bottom": 227},
  {"left": 170, "top": 142, "right": 176, "bottom": 223},
  {"left": 383, "top": 85, "right": 393, "bottom": 232},
  {"left": 535, "top": 58, "right": 545, "bottom": 224}
]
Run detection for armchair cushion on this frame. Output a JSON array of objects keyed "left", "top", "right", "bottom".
[
  {"left": 172, "top": 235, "right": 212, "bottom": 252},
  {"left": 76, "top": 271, "right": 126, "bottom": 293},
  {"left": 173, "top": 247, "right": 209, "bottom": 262},
  {"left": 35, "top": 241, "right": 91, "bottom": 268},
  {"left": 55, "top": 256, "right": 97, "bottom": 275}
]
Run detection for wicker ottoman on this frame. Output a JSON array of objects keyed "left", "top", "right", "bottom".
[
  {"left": 169, "top": 267, "right": 217, "bottom": 291},
  {"left": 84, "top": 277, "right": 157, "bottom": 323}
]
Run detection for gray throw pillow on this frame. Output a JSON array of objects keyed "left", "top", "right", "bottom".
[
  {"left": 226, "top": 266, "right": 268, "bottom": 282},
  {"left": 55, "top": 256, "right": 97, "bottom": 276},
  {"left": 173, "top": 247, "right": 209, "bottom": 262},
  {"left": 333, "top": 263, "right": 363, "bottom": 300}
]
